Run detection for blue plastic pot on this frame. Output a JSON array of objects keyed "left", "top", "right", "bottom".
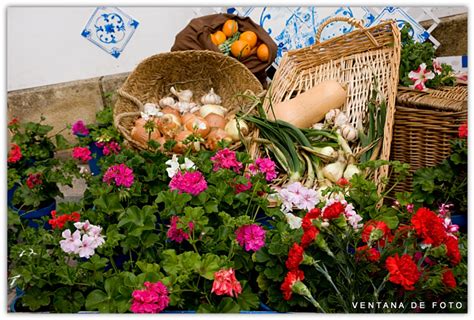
[
  {"left": 8, "top": 186, "right": 55, "bottom": 229},
  {"left": 88, "top": 142, "right": 104, "bottom": 176},
  {"left": 451, "top": 214, "right": 467, "bottom": 231},
  {"left": 255, "top": 212, "right": 275, "bottom": 229},
  {"left": 9, "top": 287, "right": 25, "bottom": 312}
]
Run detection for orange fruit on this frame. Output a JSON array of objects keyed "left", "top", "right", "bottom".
[
  {"left": 230, "top": 40, "right": 251, "bottom": 59},
  {"left": 213, "top": 30, "right": 227, "bottom": 45},
  {"left": 222, "top": 19, "right": 238, "bottom": 37},
  {"left": 239, "top": 31, "right": 258, "bottom": 48},
  {"left": 210, "top": 33, "right": 218, "bottom": 45},
  {"left": 257, "top": 43, "right": 270, "bottom": 62}
]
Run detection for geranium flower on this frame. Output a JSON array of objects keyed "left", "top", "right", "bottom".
[
  {"left": 344, "top": 203, "right": 363, "bottom": 230},
  {"left": 249, "top": 157, "right": 277, "bottom": 182},
  {"left": 443, "top": 217, "right": 459, "bottom": 236},
  {"left": 408, "top": 63, "right": 435, "bottom": 91},
  {"left": 76, "top": 234, "right": 96, "bottom": 259},
  {"left": 356, "top": 245, "right": 381, "bottom": 262},
  {"left": 445, "top": 236, "right": 461, "bottom": 265},
  {"left": 72, "top": 120, "right": 89, "bottom": 136},
  {"left": 165, "top": 154, "right": 196, "bottom": 178},
  {"left": 406, "top": 203, "right": 414, "bottom": 213},
  {"left": 48, "top": 211, "right": 80, "bottom": 229},
  {"left": 8, "top": 144, "right": 22, "bottom": 163},
  {"left": 385, "top": 254, "right": 420, "bottom": 291},
  {"left": 302, "top": 208, "right": 321, "bottom": 231},
  {"left": 26, "top": 173, "right": 43, "bottom": 189},
  {"left": 167, "top": 216, "right": 194, "bottom": 243},
  {"left": 432, "top": 58, "right": 443, "bottom": 75},
  {"left": 234, "top": 174, "right": 252, "bottom": 194},
  {"left": 279, "top": 182, "right": 319, "bottom": 211},
  {"left": 301, "top": 225, "right": 319, "bottom": 249},
  {"left": 322, "top": 201, "right": 345, "bottom": 219},
  {"left": 210, "top": 148, "right": 243, "bottom": 172},
  {"left": 169, "top": 170, "right": 207, "bottom": 196},
  {"left": 72, "top": 146, "right": 92, "bottom": 162},
  {"left": 59, "top": 229, "right": 82, "bottom": 254},
  {"left": 458, "top": 122, "right": 467, "bottom": 138},
  {"left": 411, "top": 208, "right": 447, "bottom": 247},
  {"left": 101, "top": 141, "right": 121, "bottom": 156},
  {"left": 286, "top": 243, "right": 304, "bottom": 271},
  {"left": 235, "top": 224, "right": 266, "bottom": 252},
  {"left": 281, "top": 269, "right": 305, "bottom": 300},
  {"left": 442, "top": 269, "right": 457, "bottom": 289},
  {"left": 211, "top": 268, "right": 242, "bottom": 297},
  {"left": 103, "top": 163, "right": 135, "bottom": 188},
  {"left": 282, "top": 206, "right": 303, "bottom": 229},
  {"left": 130, "top": 281, "right": 170, "bottom": 313}
]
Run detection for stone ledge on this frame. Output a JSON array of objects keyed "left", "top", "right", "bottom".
[{"left": 421, "top": 13, "right": 467, "bottom": 56}]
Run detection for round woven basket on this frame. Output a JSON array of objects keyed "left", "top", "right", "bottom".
[{"left": 114, "top": 50, "right": 264, "bottom": 150}]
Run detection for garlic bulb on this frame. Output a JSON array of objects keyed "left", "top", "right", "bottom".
[
  {"left": 334, "top": 112, "right": 349, "bottom": 128},
  {"left": 159, "top": 97, "right": 175, "bottom": 108},
  {"left": 340, "top": 124, "right": 358, "bottom": 142},
  {"left": 175, "top": 102, "right": 197, "bottom": 114},
  {"left": 343, "top": 164, "right": 361, "bottom": 180},
  {"left": 200, "top": 104, "right": 227, "bottom": 118},
  {"left": 141, "top": 103, "right": 162, "bottom": 121},
  {"left": 325, "top": 109, "right": 341, "bottom": 124},
  {"left": 225, "top": 118, "right": 249, "bottom": 141},
  {"left": 201, "top": 88, "right": 222, "bottom": 105},
  {"left": 322, "top": 153, "right": 347, "bottom": 183},
  {"left": 170, "top": 87, "right": 193, "bottom": 103},
  {"left": 312, "top": 123, "right": 325, "bottom": 130},
  {"left": 316, "top": 146, "right": 336, "bottom": 157}
]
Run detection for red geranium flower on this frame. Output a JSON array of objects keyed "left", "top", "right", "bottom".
[
  {"left": 302, "top": 208, "right": 321, "bottom": 231},
  {"left": 286, "top": 243, "right": 304, "bottom": 271},
  {"left": 442, "top": 269, "right": 457, "bottom": 289},
  {"left": 356, "top": 245, "right": 381, "bottom": 262},
  {"left": 26, "top": 173, "right": 43, "bottom": 189},
  {"left": 361, "top": 220, "right": 391, "bottom": 245},
  {"left": 445, "top": 236, "right": 461, "bottom": 266},
  {"left": 8, "top": 144, "right": 22, "bottom": 163},
  {"left": 458, "top": 122, "right": 467, "bottom": 138},
  {"left": 280, "top": 269, "right": 305, "bottom": 300},
  {"left": 411, "top": 208, "right": 447, "bottom": 247},
  {"left": 385, "top": 254, "right": 420, "bottom": 291},
  {"left": 48, "top": 210, "right": 81, "bottom": 229},
  {"left": 322, "top": 202, "right": 345, "bottom": 219},
  {"left": 301, "top": 225, "right": 319, "bottom": 249}
]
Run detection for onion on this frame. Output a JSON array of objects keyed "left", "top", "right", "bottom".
[
  {"left": 161, "top": 106, "right": 180, "bottom": 117},
  {"left": 173, "top": 130, "right": 193, "bottom": 153},
  {"left": 322, "top": 152, "right": 347, "bottom": 183},
  {"left": 156, "top": 114, "right": 182, "bottom": 137},
  {"left": 224, "top": 118, "right": 249, "bottom": 141},
  {"left": 205, "top": 113, "right": 226, "bottom": 129},
  {"left": 343, "top": 164, "right": 360, "bottom": 180},
  {"left": 184, "top": 116, "right": 210, "bottom": 138},
  {"left": 200, "top": 104, "right": 227, "bottom": 118},
  {"left": 181, "top": 112, "right": 196, "bottom": 124},
  {"left": 205, "top": 128, "right": 232, "bottom": 150},
  {"left": 131, "top": 118, "right": 161, "bottom": 145}
]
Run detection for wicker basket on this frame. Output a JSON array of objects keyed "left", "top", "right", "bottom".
[
  {"left": 252, "top": 17, "right": 401, "bottom": 189},
  {"left": 389, "top": 85, "right": 468, "bottom": 193},
  {"left": 114, "top": 50, "right": 264, "bottom": 150}
]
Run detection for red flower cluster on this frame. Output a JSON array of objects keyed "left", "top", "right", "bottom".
[
  {"left": 356, "top": 245, "right": 381, "bottom": 262},
  {"left": 411, "top": 208, "right": 447, "bottom": 247},
  {"left": 280, "top": 269, "right": 304, "bottom": 300},
  {"left": 336, "top": 177, "right": 350, "bottom": 187},
  {"left": 26, "top": 173, "right": 43, "bottom": 189},
  {"left": 458, "top": 122, "right": 467, "bottom": 138},
  {"left": 385, "top": 253, "right": 420, "bottom": 291},
  {"left": 8, "top": 144, "right": 22, "bottom": 163},
  {"left": 48, "top": 210, "right": 81, "bottom": 229},
  {"left": 285, "top": 243, "right": 304, "bottom": 271},
  {"left": 301, "top": 209, "right": 320, "bottom": 248},
  {"left": 445, "top": 236, "right": 461, "bottom": 265},
  {"left": 8, "top": 118, "right": 19, "bottom": 126},
  {"left": 442, "top": 269, "right": 457, "bottom": 289},
  {"left": 361, "top": 220, "right": 392, "bottom": 244},
  {"left": 322, "top": 202, "right": 345, "bottom": 219}
]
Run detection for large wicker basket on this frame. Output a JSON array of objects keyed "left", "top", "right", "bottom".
[
  {"left": 114, "top": 50, "right": 264, "bottom": 150},
  {"left": 389, "top": 85, "right": 468, "bottom": 193},
  {"left": 253, "top": 17, "right": 401, "bottom": 189}
]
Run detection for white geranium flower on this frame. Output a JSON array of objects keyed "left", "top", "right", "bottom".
[
  {"left": 281, "top": 205, "right": 302, "bottom": 229},
  {"left": 165, "top": 154, "right": 180, "bottom": 178}
]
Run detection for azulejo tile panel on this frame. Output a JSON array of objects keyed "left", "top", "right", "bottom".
[{"left": 81, "top": 7, "right": 139, "bottom": 58}]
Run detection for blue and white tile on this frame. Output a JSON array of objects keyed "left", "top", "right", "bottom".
[{"left": 81, "top": 6, "right": 139, "bottom": 58}]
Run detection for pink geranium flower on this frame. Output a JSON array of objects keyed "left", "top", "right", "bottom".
[
  {"left": 408, "top": 63, "right": 435, "bottom": 91},
  {"left": 210, "top": 148, "right": 243, "bottom": 172},
  {"left": 211, "top": 268, "right": 242, "bottom": 298},
  {"left": 167, "top": 216, "right": 194, "bottom": 243},
  {"left": 72, "top": 120, "right": 90, "bottom": 136},
  {"left": 169, "top": 170, "right": 208, "bottom": 196},
  {"left": 130, "top": 281, "right": 170, "bottom": 313},
  {"left": 8, "top": 144, "right": 22, "bottom": 163},
  {"left": 249, "top": 157, "right": 277, "bottom": 182},
  {"left": 97, "top": 141, "right": 121, "bottom": 156},
  {"left": 103, "top": 163, "right": 134, "bottom": 188},
  {"left": 235, "top": 224, "right": 266, "bottom": 252},
  {"left": 72, "top": 146, "right": 92, "bottom": 162}
]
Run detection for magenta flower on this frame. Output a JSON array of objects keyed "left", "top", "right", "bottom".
[
  {"left": 72, "top": 146, "right": 92, "bottom": 162},
  {"left": 235, "top": 224, "right": 266, "bottom": 252},
  {"left": 249, "top": 157, "right": 277, "bottom": 181},
  {"left": 97, "top": 141, "right": 121, "bottom": 156},
  {"left": 72, "top": 120, "right": 90, "bottom": 136},
  {"left": 167, "top": 216, "right": 194, "bottom": 243},
  {"left": 234, "top": 174, "right": 252, "bottom": 194},
  {"left": 130, "top": 281, "right": 170, "bottom": 313},
  {"left": 103, "top": 163, "right": 134, "bottom": 188},
  {"left": 210, "top": 148, "right": 243, "bottom": 172},
  {"left": 169, "top": 170, "right": 208, "bottom": 196}
]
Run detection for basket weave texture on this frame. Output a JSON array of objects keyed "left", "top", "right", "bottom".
[
  {"left": 114, "top": 50, "right": 263, "bottom": 150},
  {"left": 389, "top": 85, "right": 468, "bottom": 193},
  {"left": 255, "top": 17, "right": 401, "bottom": 189}
]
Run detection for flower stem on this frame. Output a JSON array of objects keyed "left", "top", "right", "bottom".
[{"left": 304, "top": 296, "right": 327, "bottom": 313}]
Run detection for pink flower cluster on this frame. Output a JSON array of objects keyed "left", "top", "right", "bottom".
[
  {"left": 211, "top": 268, "right": 242, "bottom": 298},
  {"left": 234, "top": 174, "right": 252, "bottom": 194},
  {"left": 249, "top": 157, "right": 277, "bottom": 181},
  {"left": 72, "top": 147, "right": 92, "bottom": 162},
  {"left": 96, "top": 141, "right": 121, "bottom": 156},
  {"left": 59, "top": 220, "right": 105, "bottom": 259},
  {"left": 210, "top": 148, "right": 243, "bottom": 172},
  {"left": 130, "top": 281, "right": 170, "bottom": 313},
  {"left": 72, "top": 120, "right": 90, "bottom": 136},
  {"left": 167, "top": 216, "right": 194, "bottom": 243},
  {"left": 169, "top": 170, "right": 208, "bottom": 196},
  {"left": 279, "top": 182, "right": 319, "bottom": 211},
  {"left": 8, "top": 144, "right": 22, "bottom": 163},
  {"left": 103, "top": 163, "right": 134, "bottom": 188},
  {"left": 26, "top": 173, "right": 43, "bottom": 189},
  {"left": 235, "top": 224, "right": 266, "bottom": 252}
]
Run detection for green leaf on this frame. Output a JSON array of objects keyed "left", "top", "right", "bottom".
[
  {"left": 21, "top": 287, "right": 51, "bottom": 311},
  {"left": 217, "top": 297, "right": 240, "bottom": 313},
  {"left": 85, "top": 289, "right": 110, "bottom": 312},
  {"left": 55, "top": 134, "right": 71, "bottom": 150},
  {"left": 93, "top": 193, "right": 124, "bottom": 213},
  {"left": 237, "top": 283, "right": 260, "bottom": 311},
  {"left": 198, "top": 254, "right": 222, "bottom": 280},
  {"left": 53, "top": 288, "right": 84, "bottom": 313}
]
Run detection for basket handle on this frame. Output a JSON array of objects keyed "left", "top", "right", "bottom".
[
  {"left": 117, "top": 88, "right": 144, "bottom": 110},
  {"left": 315, "top": 16, "right": 379, "bottom": 47}
]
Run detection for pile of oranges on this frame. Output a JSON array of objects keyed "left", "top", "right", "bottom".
[{"left": 210, "top": 19, "right": 269, "bottom": 62}]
